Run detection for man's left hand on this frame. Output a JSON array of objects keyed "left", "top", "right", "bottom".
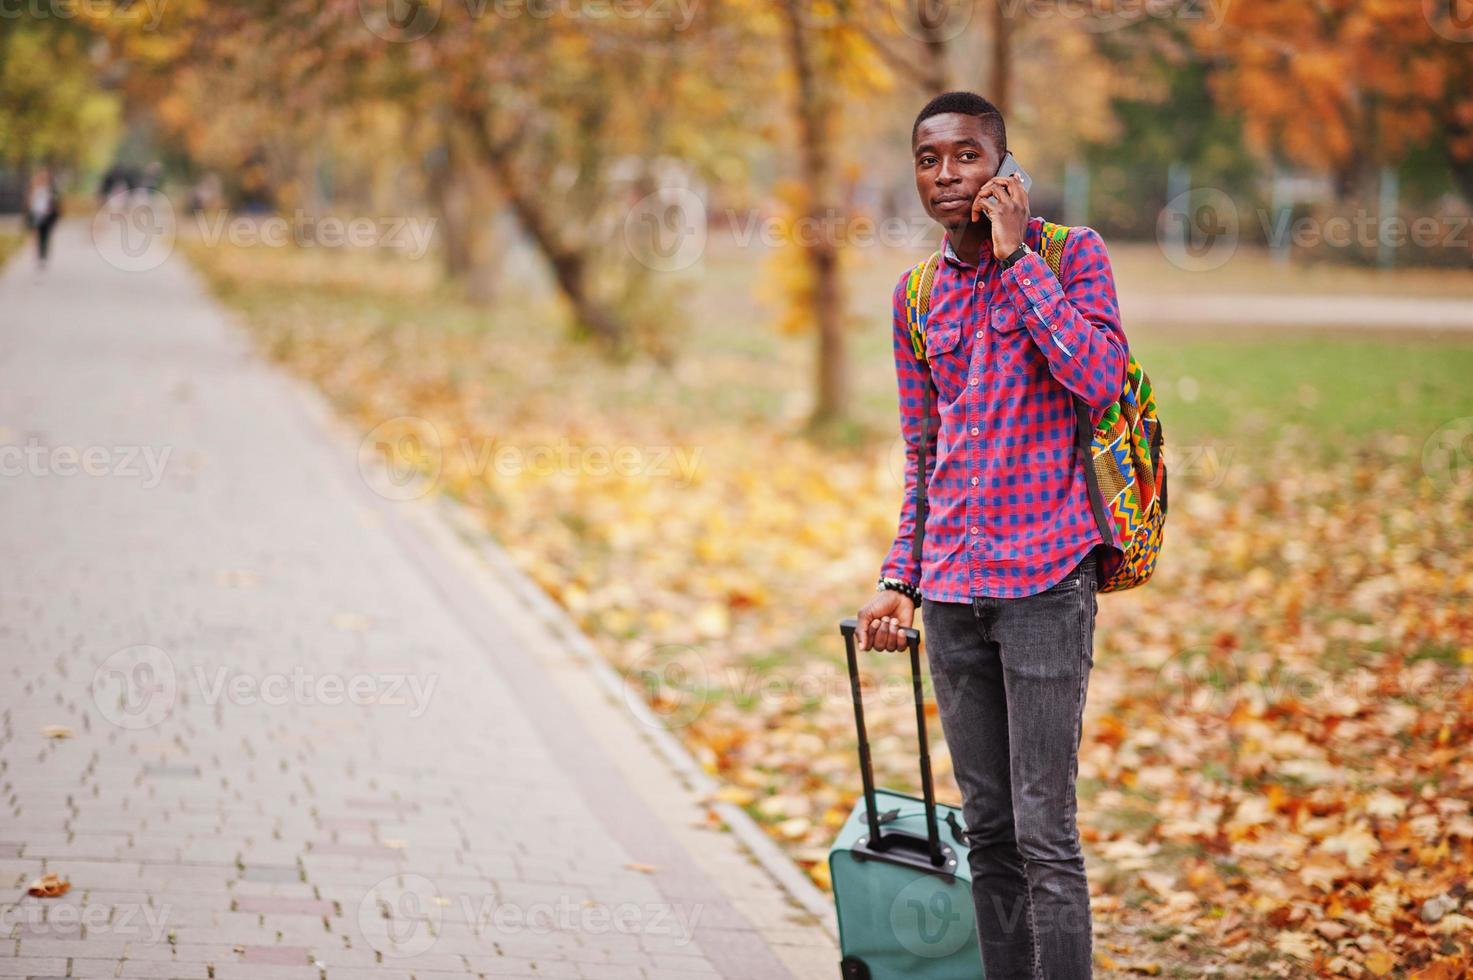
[{"left": 972, "top": 175, "right": 1030, "bottom": 261}]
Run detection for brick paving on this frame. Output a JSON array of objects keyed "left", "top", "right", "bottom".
[{"left": 0, "top": 222, "right": 836, "bottom": 979}]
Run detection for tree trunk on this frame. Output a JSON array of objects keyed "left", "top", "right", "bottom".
[
  {"left": 428, "top": 128, "right": 503, "bottom": 305},
  {"left": 989, "top": 0, "right": 1012, "bottom": 115},
  {"left": 780, "top": 0, "right": 846, "bottom": 428},
  {"left": 917, "top": 0, "right": 954, "bottom": 91},
  {"left": 459, "top": 108, "right": 626, "bottom": 348}
]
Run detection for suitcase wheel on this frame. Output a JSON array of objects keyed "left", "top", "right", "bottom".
[{"left": 840, "top": 955, "right": 871, "bottom": 980}]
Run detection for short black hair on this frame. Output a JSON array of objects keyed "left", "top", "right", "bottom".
[{"left": 912, "top": 91, "right": 1006, "bottom": 153}]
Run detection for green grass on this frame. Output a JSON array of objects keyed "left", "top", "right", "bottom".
[{"left": 1128, "top": 329, "right": 1473, "bottom": 450}]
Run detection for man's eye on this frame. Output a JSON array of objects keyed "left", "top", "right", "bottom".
[{"left": 960, "top": 152, "right": 977, "bottom": 161}]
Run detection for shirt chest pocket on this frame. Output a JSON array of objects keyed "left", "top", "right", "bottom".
[
  {"left": 989, "top": 301, "right": 1045, "bottom": 377},
  {"left": 923, "top": 319, "right": 968, "bottom": 403}
]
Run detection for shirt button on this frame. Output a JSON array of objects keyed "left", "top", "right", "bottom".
[
  {"left": 971, "top": 477, "right": 979, "bottom": 486},
  {"left": 975, "top": 330, "right": 982, "bottom": 339},
  {"left": 1023, "top": 278, "right": 1032, "bottom": 285},
  {"left": 970, "top": 526, "right": 979, "bottom": 535},
  {"left": 970, "top": 427, "right": 979, "bottom": 435},
  {"left": 969, "top": 377, "right": 978, "bottom": 386}
]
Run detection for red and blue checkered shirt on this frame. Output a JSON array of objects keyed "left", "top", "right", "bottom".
[{"left": 880, "top": 216, "right": 1129, "bottom": 601}]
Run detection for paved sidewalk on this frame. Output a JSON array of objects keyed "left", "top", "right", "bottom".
[{"left": 0, "top": 223, "right": 837, "bottom": 980}]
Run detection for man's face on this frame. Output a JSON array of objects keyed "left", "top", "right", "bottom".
[{"left": 912, "top": 112, "right": 1002, "bottom": 234}]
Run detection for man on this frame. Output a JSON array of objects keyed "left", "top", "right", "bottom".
[{"left": 856, "top": 91, "right": 1128, "bottom": 979}]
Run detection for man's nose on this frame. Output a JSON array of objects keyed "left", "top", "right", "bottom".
[{"left": 936, "top": 159, "right": 960, "bottom": 184}]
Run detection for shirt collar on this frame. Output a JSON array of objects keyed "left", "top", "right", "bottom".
[
  {"left": 940, "top": 230, "right": 995, "bottom": 273},
  {"left": 940, "top": 218, "right": 1042, "bottom": 271}
]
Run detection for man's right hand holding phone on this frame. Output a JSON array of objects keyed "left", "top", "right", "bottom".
[{"left": 857, "top": 589, "right": 916, "bottom": 651}]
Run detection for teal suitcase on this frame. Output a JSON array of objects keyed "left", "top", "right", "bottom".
[{"left": 830, "top": 618, "right": 983, "bottom": 979}]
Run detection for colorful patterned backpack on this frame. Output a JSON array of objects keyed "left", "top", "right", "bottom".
[{"left": 901, "top": 221, "right": 1168, "bottom": 593}]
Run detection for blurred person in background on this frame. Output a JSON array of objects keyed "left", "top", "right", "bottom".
[
  {"left": 97, "top": 162, "right": 133, "bottom": 205},
  {"left": 137, "top": 161, "right": 164, "bottom": 202},
  {"left": 25, "top": 168, "right": 61, "bottom": 273}
]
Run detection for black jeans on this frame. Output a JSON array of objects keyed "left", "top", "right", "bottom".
[
  {"left": 921, "top": 548, "right": 1099, "bottom": 980},
  {"left": 34, "top": 216, "right": 57, "bottom": 264}
]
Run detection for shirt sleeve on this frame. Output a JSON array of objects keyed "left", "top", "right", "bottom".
[
  {"left": 879, "top": 271, "right": 940, "bottom": 588},
  {"left": 997, "top": 225, "right": 1128, "bottom": 424}
]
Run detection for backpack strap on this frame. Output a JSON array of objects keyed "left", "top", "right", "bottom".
[
  {"left": 903, "top": 250, "right": 942, "bottom": 361},
  {"left": 1039, "top": 220, "right": 1070, "bottom": 279},
  {"left": 901, "top": 250, "right": 940, "bottom": 581},
  {"left": 1039, "top": 219, "right": 1119, "bottom": 552}
]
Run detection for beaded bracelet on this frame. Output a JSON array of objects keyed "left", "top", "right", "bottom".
[{"left": 876, "top": 577, "right": 922, "bottom": 604}]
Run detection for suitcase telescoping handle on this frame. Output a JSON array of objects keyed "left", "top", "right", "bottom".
[{"left": 839, "top": 617, "right": 946, "bottom": 870}]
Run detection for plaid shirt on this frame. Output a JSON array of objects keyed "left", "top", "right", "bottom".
[{"left": 880, "top": 216, "right": 1129, "bottom": 600}]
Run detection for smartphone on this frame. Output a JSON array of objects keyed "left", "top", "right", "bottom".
[{"left": 995, "top": 152, "right": 1033, "bottom": 193}]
